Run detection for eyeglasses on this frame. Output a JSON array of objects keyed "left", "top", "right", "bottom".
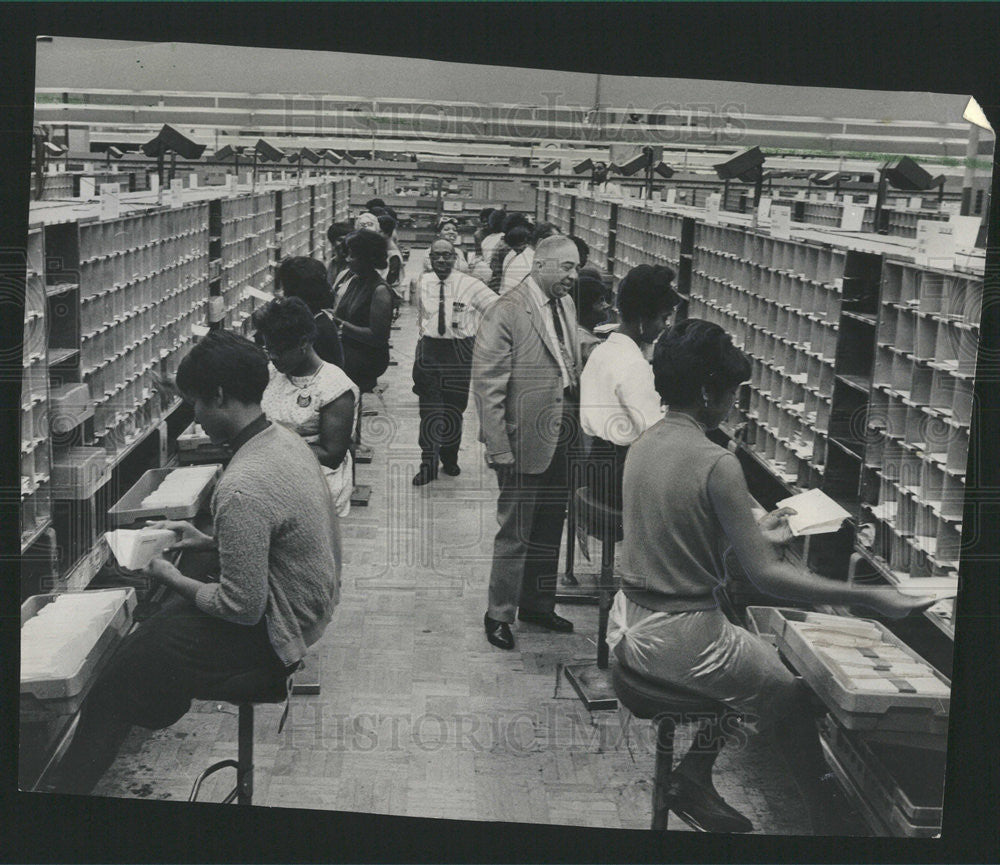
[{"left": 429, "top": 251, "right": 457, "bottom": 259}]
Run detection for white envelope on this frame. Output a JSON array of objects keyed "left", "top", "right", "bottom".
[{"left": 105, "top": 529, "right": 176, "bottom": 570}]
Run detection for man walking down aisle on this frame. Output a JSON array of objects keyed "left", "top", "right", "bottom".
[
  {"left": 472, "top": 235, "right": 583, "bottom": 650},
  {"left": 411, "top": 238, "right": 497, "bottom": 486}
]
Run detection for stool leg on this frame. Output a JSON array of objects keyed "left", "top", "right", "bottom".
[
  {"left": 237, "top": 704, "right": 255, "bottom": 806},
  {"left": 596, "top": 520, "right": 615, "bottom": 669},
  {"left": 564, "top": 484, "right": 577, "bottom": 584},
  {"left": 651, "top": 717, "right": 676, "bottom": 830}
]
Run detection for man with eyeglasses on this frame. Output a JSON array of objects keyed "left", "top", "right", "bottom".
[
  {"left": 472, "top": 235, "right": 583, "bottom": 650},
  {"left": 411, "top": 238, "right": 497, "bottom": 486}
]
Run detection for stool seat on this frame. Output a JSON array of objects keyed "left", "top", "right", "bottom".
[
  {"left": 196, "top": 663, "right": 297, "bottom": 706},
  {"left": 612, "top": 660, "right": 739, "bottom": 831},
  {"left": 612, "top": 661, "right": 728, "bottom": 720}
]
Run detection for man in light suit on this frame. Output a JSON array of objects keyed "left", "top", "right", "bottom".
[{"left": 472, "top": 234, "right": 582, "bottom": 650}]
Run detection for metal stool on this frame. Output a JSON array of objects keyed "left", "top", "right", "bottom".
[
  {"left": 563, "top": 486, "right": 621, "bottom": 710},
  {"left": 611, "top": 661, "right": 736, "bottom": 830},
  {"left": 189, "top": 663, "right": 297, "bottom": 806}
]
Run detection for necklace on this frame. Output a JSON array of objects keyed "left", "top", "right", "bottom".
[{"left": 288, "top": 363, "right": 322, "bottom": 406}]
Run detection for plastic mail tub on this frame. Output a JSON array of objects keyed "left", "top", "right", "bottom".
[
  {"left": 20, "top": 588, "right": 137, "bottom": 719},
  {"left": 107, "top": 465, "right": 221, "bottom": 525},
  {"left": 745, "top": 606, "right": 949, "bottom": 734}
]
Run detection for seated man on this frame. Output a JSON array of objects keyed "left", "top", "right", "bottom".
[
  {"left": 579, "top": 264, "right": 679, "bottom": 517},
  {"left": 46, "top": 330, "right": 342, "bottom": 795}
]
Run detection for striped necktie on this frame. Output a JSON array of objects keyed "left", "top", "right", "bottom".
[
  {"left": 438, "top": 279, "right": 447, "bottom": 336},
  {"left": 548, "top": 298, "right": 577, "bottom": 388}
]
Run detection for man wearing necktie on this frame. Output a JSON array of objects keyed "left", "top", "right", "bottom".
[
  {"left": 412, "top": 238, "right": 498, "bottom": 486},
  {"left": 472, "top": 235, "right": 582, "bottom": 650}
]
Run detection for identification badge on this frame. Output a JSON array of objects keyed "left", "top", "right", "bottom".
[{"left": 297, "top": 393, "right": 312, "bottom": 408}]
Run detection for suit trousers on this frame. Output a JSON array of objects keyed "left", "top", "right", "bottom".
[
  {"left": 412, "top": 336, "right": 475, "bottom": 468},
  {"left": 487, "top": 395, "right": 576, "bottom": 623}
]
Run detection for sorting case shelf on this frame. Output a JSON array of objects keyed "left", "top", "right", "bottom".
[
  {"left": 22, "top": 176, "right": 355, "bottom": 585},
  {"left": 542, "top": 189, "right": 982, "bottom": 626}
]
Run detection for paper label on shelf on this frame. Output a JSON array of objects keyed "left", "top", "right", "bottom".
[
  {"left": 940, "top": 201, "right": 962, "bottom": 217},
  {"left": 149, "top": 174, "right": 160, "bottom": 194},
  {"left": 757, "top": 196, "right": 772, "bottom": 220},
  {"left": 99, "top": 185, "right": 120, "bottom": 221},
  {"left": 907, "top": 196, "right": 924, "bottom": 211},
  {"left": 770, "top": 205, "right": 792, "bottom": 238},
  {"left": 189, "top": 173, "right": 198, "bottom": 189},
  {"left": 170, "top": 179, "right": 184, "bottom": 196},
  {"left": 914, "top": 220, "right": 956, "bottom": 268},
  {"left": 840, "top": 203, "right": 865, "bottom": 232},
  {"left": 665, "top": 188, "right": 676, "bottom": 205},
  {"left": 825, "top": 192, "right": 836, "bottom": 202},
  {"left": 705, "top": 193, "right": 722, "bottom": 224},
  {"left": 949, "top": 215, "right": 981, "bottom": 250},
  {"left": 79, "top": 177, "right": 96, "bottom": 199},
  {"left": 442, "top": 200, "right": 462, "bottom": 212}
]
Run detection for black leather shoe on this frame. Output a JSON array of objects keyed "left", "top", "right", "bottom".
[
  {"left": 484, "top": 614, "right": 515, "bottom": 650},
  {"left": 441, "top": 462, "right": 461, "bottom": 476},
  {"left": 517, "top": 610, "right": 574, "bottom": 633},
  {"left": 412, "top": 465, "right": 437, "bottom": 486},
  {"left": 663, "top": 773, "right": 754, "bottom": 834}
]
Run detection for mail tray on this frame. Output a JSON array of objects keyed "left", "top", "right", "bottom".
[
  {"left": 107, "top": 465, "right": 221, "bottom": 525},
  {"left": 746, "top": 606, "right": 950, "bottom": 734},
  {"left": 818, "top": 716, "right": 943, "bottom": 837},
  {"left": 20, "top": 588, "right": 137, "bottom": 719},
  {"left": 176, "top": 423, "right": 212, "bottom": 451},
  {"left": 821, "top": 716, "right": 945, "bottom": 826}
]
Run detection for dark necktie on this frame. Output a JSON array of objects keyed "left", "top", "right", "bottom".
[
  {"left": 438, "top": 279, "right": 447, "bottom": 336},
  {"left": 549, "top": 298, "right": 577, "bottom": 388}
]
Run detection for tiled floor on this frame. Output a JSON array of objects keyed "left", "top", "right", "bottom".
[{"left": 92, "top": 253, "right": 829, "bottom": 835}]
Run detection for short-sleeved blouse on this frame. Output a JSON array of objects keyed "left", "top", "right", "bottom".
[{"left": 262, "top": 361, "right": 359, "bottom": 444}]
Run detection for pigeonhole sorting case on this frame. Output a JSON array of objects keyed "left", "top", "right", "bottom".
[
  {"left": 20, "top": 588, "right": 137, "bottom": 719},
  {"left": 107, "top": 464, "right": 222, "bottom": 525},
  {"left": 745, "top": 607, "right": 949, "bottom": 734}
]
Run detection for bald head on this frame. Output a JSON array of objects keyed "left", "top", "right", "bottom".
[
  {"left": 428, "top": 237, "right": 458, "bottom": 279},
  {"left": 531, "top": 234, "right": 579, "bottom": 299}
]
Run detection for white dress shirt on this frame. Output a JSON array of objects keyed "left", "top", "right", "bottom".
[
  {"left": 580, "top": 331, "right": 664, "bottom": 445},
  {"left": 525, "top": 277, "right": 575, "bottom": 390},
  {"left": 417, "top": 270, "right": 497, "bottom": 339},
  {"left": 500, "top": 247, "right": 534, "bottom": 295}
]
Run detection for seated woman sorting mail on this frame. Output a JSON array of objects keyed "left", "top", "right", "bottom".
[
  {"left": 253, "top": 296, "right": 359, "bottom": 517},
  {"left": 610, "top": 318, "right": 938, "bottom": 835}
]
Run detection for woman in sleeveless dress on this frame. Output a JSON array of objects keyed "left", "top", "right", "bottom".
[{"left": 254, "top": 297, "right": 358, "bottom": 516}]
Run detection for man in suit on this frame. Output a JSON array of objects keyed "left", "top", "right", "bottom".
[{"left": 472, "top": 234, "right": 582, "bottom": 650}]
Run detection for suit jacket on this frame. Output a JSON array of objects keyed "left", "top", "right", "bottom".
[{"left": 471, "top": 278, "right": 581, "bottom": 475}]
